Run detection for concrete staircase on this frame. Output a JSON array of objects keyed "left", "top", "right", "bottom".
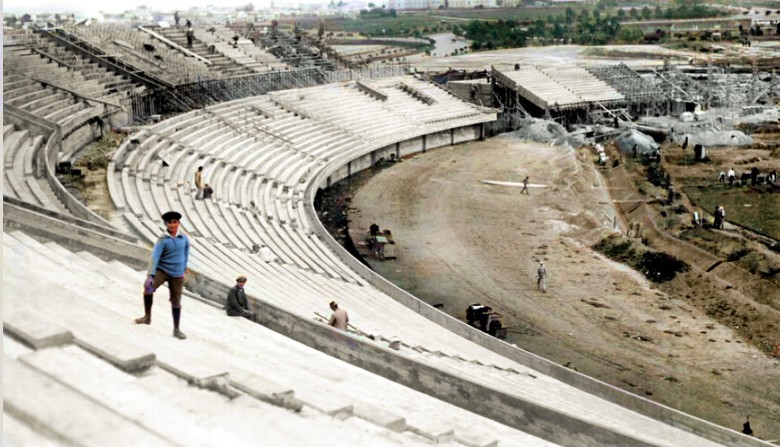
[
  {"left": 3, "top": 229, "right": 555, "bottom": 447},
  {"left": 157, "top": 27, "right": 255, "bottom": 77},
  {"left": 2, "top": 123, "right": 68, "bottom": 214}
]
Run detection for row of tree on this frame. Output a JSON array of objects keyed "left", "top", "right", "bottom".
[{"left": 460, "top": 0, "right": 729, "bottom": 49}]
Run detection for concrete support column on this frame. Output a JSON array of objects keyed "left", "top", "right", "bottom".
[
  {"left": 450, "top": 128, "right": 455, "bottom": 146},
  {"left": 422, "top": 135, "right": 427, "bottom": 153}
]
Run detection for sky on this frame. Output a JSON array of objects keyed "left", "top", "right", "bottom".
[{"left": 2, "top": 0, "right": 294, "bottom": 15}]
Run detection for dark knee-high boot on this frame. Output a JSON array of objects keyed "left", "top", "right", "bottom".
[
  {"left": 135, "top": 294, "right": 153, "bottom": 324},
  {"left": 172, "top": 306, "right": 186, "bottom": 339}
]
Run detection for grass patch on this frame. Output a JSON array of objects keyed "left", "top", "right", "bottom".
[
  {"left": 684, "top": 185, "right": 780, "bottom": 240},
  {"left": 594, "top": 234, "right": 689, "bottom": 283},
  {"left": 77, "top": 131, "right": 119, "bottom": 171}
]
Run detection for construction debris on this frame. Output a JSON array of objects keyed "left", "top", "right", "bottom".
[{"left": 501, "top": 118, "right": 587, "bottom": 148}]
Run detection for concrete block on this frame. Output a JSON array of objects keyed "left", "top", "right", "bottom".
[
  {"left": 156, "top": 355, "right": 230, "bottom": 392},
  {"left": 353, "top": 403, "right": 406, "bottom": 432},
  {"left": 3, "top": 311, "right": 73, "bottom": 349},
  {"left": 407, "top": 418, "right": 455, "bottom": 443},
  {"left": 229, "top": 370, "right": 302, "bottom": 411},
  {"left": 295, "top": 389, "right": 354, "bottom": 419},
  {"left": 455, "top": 431, "right": 499, "bottom": 447},
  {"left": 73, "top": 330, "right": 155, "bottom": 372}
]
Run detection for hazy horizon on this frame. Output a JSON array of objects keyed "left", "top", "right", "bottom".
[{"left": 2, "top": 0, "right": 314, "bottom": 16}]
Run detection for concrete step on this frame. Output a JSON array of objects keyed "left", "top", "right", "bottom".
[
  {"left": 4, "top": 129, "right": 29, "bottom": 168},
  {"left": 4, "top": 233, "right": 231, "bottom": 389},
  {"left": 18, "top": 345, "right": 248, "bottom": 447},
  {"left": 4, "top": 357, "right": 176, "bottom": 447},
  {"left": 3, "top": 411, "right": 61, "bottom": 447},
  {"left": 2, "top": 307, "right": 73, "bottom": 349}
]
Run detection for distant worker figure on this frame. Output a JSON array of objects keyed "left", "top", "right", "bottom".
[
  {"left": 135, "top": 211, "right": 190, "bottom": 340},
  {"left": 682, "top": 136, "right": 689, "bottom": 151},
  {"left": 328, "top": 301, "right": 349, "bottom": 331},
  {"left": 203, "top": 183, "right": 214, "bottom": 200},
  {"left": 537, "top": 262, "right": 547, "bottom": 293},
  {"left": 259, "top": 244, "right": 276, "bottom": 263},
  {"left": 186, "top": 25, "right": 194, "bottom": 48},
  {"left": 174, "top": 11, "right": 180, "bottom": 27},
  {"left": 226, "top": 275, "right": 256, "bottom": 319},
  {"left": 521, "top": 176, "right": 530, "bottom": 195},
  {"left": 713, "top": 206, "right": 726, "bottom": 230},
  {"left": 194, "top": 166, "right": 204, "bottom": 199},
  {"left": 742, "top": 415, "right": 753, "bottom": 436},
  {"left": 667, "top": 184, "right": 675, "bottom": 204},
  {"left": 632, "top": 144, "right": 638, "bottom": 158},
  {"left": 727, "top": 168, "right": 736, "bottom": 186},
  {"left": 718, "top": 171, "right": 726, "bottom": 184}
]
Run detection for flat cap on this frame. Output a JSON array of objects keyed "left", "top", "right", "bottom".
[
  {"left": 161, "top": 211, "right": 182, "bottom": 222},
  {"left": 236, "top": 275, "right": 247, "bottom": 282}
]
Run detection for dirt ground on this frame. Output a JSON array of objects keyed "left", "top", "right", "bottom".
[
  {"left": 410, "top": 41, "right": 780, "bottom": 72},
  {"left": 345, "top": 137, "right": 780, "bottom": 440}
]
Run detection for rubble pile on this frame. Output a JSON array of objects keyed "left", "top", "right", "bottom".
[
  {"left": 615, "top": 129, "right": 659, "bottom": 154},
  {"left": 502, "top": 118, "right": 587, "bottom": 148}
]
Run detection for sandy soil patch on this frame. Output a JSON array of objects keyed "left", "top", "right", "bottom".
[{"left": 347, "top": 137, "right": 780, "bottom": 439}]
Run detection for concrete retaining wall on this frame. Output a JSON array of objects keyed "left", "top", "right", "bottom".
[
  {"left": 427, "top": 129, "right": 452, "bottom": 150},
  {"left": 399, "top": 136, "right": 424, "bottom": 158},
  {"left": 185, "top": 270, "right": 657, "bottom": 447},
  {"left": 454, "top": 126, "right": 480, "bottom": 144}
]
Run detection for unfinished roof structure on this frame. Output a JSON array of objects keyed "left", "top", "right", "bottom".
[{"left": 493, "top": 66, "right": 625, "bottom": 111}]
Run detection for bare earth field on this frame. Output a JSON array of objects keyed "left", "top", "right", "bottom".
[
  {"left": 408, "top": 41, "right": 780, "bottom": 71},
  {"left": 346, "top": 137, "right": 780, "bottom": 440}
]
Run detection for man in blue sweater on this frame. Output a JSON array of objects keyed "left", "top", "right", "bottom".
[{"left": 135, "top": 211, "right": 191, "bottom": 339}]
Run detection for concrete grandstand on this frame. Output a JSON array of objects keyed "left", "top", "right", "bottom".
[{"left": 3, "top": 23, "right": 774, "bottom": 447}]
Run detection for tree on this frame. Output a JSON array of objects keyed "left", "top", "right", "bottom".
[
  {"left": 629, "top": 7, "right": 639, "bottom": 20},
  {"left": 641, "top": 6, "right": 651, "bottom": 20},
  {"left": 654, "top": 5, "right": 663, "bottom": 19},
  {"left": 565, "top": 7, "right": 576, "bottom": 24},
  {"left": 368, "top": 2, "right": 375, "bottom": 7},
  {"left": 617, "top": 9, "right": 626, "bottom": 21},
  {"left": 21, "top": 14, "right": 32, "bottom": 23}
]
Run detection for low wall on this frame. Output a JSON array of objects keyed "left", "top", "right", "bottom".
[
  {"left": 304, "top": 126, "right": 766, "bottom": 446},
  {"left": 186, "top": 269, "right": 657, "bottom": 447},
  {"left": 399, "top": 137, "right": 424, "bottom": 158},
  {"left": 3, "top": 200, "right": 148, "bottom": 270}
]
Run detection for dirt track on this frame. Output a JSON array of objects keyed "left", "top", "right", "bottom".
[{"left": 347, "top": 137, "right": 780, "bottom": 440}]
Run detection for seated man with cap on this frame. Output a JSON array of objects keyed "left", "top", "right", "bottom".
[
  {"left": 226, "top": 275, "right": 256, "bottom": 319},
  {"left": 135, "top": 211, "right": 190, "bottom": 340}
]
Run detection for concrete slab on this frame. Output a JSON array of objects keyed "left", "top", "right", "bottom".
[
  {"left": 406, "top": 417, "right": 455, "bottom": 443},
  {"left": 229, "top": 370, "right": 302, "bottom": 411},
  {"left": 455, "top": 431, "right": 499, "bottom": 447},
  {"left": 4, "top": 356, "right": 175, "bottom": 447},
  {"left": 3, "top": 411, "right": 61, "bottom": 447},
  {"left": 353, "top": 402, "right": 407, "bottom": 432},
  {"left": 3, "top": 309, "right": 73, "bottom": 349},
  {"left": 73, "top": 329, "right": 156, "bottom": 372}
]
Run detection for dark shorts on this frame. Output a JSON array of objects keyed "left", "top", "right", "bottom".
[{"left": 151, "top": 269, "right": 184, "bottom": 308}]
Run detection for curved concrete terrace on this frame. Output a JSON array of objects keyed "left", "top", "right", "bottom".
[{"left": 106, "top": 75, "right": 767, "bottom": 446}]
